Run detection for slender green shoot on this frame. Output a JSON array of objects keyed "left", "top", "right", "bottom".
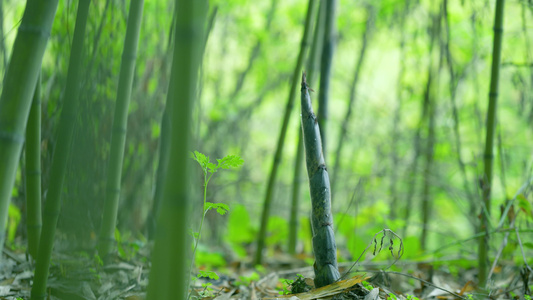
[{"left": 189, "top": 151, "right": 243, "bottom": 293}]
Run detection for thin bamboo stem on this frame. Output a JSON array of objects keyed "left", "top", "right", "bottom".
[
  {"left": 478, "top": 0, "right": 505, "bottom": 288},
  {"left": 25, "top": 74, "right": 42, "bottom": 259},
  {"left": 254, "top": 0, "right": 317, "bottom": 265},
  {"left": 317, "top": 0, "right": 337, "bottom": 159},
  {"left": 31, "top": 1, "right": 90, "bottom": 298},
  {"left": 98, "top": 0, "right": 145, "bottom": 258}
]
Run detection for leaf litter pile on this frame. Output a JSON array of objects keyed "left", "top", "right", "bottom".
[{"left": 1, "top": 228, "right": 531, "bottom": 300}]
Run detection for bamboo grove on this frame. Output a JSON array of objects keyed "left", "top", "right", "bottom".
[{"left": 0, "top": 0, "right": 532, "bottom": 298}]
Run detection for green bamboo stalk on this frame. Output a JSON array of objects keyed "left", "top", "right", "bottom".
[
  {"left": 420, "top": 10, "right": 440, "bottom": 251},
  {"left": 478, "top": 0, "right": 505, "bottom": 289},
  {"left": 30, "top": 1, "right": 90, "bottom": 299},
  {"left": 147, "top": 106, "right": 171, "bottom": 239},
  {"left": 301, "top": 72, "right": 340, "bottom": 287},
  {"left": 389, "top": 0, "right": 411, "bottom": 219},
  {"left": 305, "top": 0, "right": 325, "bottom": 89},
  {"left": 253, "top": 0, "right": 317, "bottom": 265},
  {"left": 146, "top": 12, "right": 175, "bottom": 240},
  {"left": 331, "top": 5, "right": 373, "bottom": 195},
  {"left": 25, "top": 74, "right": 42, "bottom": 259},
  {"left": 420, "top": 71, "right": 436, "bottom": 251},
  {"left": 317, "top": 0, "right": 337, "bottom": 159},
  {"left": 0, "top": 0, "right": 59, "bottom": 261},
  {"left": 288, "top": 0, "right": 323, "bottom": 255},
  {"left": 146, "top": 0, "right": 207, "bottom": 298},
  {"left": 443, "top": 0, "right": 475, "bottom": 231},
  {"left": 402, "top": 11, "right": 438, "bottom": 238},
  {"left": 288, "top": 130, "right": 303, "bottom": 255},
  {"left": 0, "top": 0, "right": 7, "bottom": 75},
  {"left": 98, "top": 0, "right": 145, "bottom": 258}
]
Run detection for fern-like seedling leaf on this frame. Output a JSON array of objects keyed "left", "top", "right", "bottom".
[
  {"left": 198, "top": 270, "right": 219, "bottom": 280},
  {"left": 215, "top": 203, "right": 229, "bottom": 215},
  {"left": 191, "top": 151, "right": 209, "bottom": 170},
  {"left": 207, "top": 162, "right": 217, "bottom": 172},
  {"left": 206, "top": 202, "right": 230, "bottom": 215},
  {"left": 217, "top": 154, "right": 244, "bottom": 169}
]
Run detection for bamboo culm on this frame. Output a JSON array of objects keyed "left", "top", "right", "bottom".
[
  {"left": 30, "top": 1, "right": 91, "bottom": 298},
  {"left": 0, "top": 0, "right": 59, "bottom": 260},
  {"left": 253, "top": 0, "right": 317, "bottom": 265},
  {"left": 317, "top": 0, "right": 337, "bottom": 159},
  {"left": 478, "top": 0, "right": 505, "bottom": 288},
  {"left": 301, "top": 72, "right": 340, "bottom": 288},
  {"left": 98, "top": 0, "right": 145, "bottom": 258},
  {"left": 25, "top": 74, "right": 42, "bottom": 259},
  {"left": 146, "top": 0, "right": 208, "bottom": 298}
]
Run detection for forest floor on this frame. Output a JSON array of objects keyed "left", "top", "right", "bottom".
[{"left": 0, "top": 244, "right": 530, "bottom": 300}]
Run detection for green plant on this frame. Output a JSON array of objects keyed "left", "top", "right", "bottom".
[
  {"left": 7, "top": 203, "right": 21, "bottom": 246},
  {"left": 278, "top": 274, "right": 312, "bottom": 295},
  {"left": 114, "top": 228, "right": 142, "bottom": 261},
  {"left": 387, "top": 293, "right": 398, "bottom": 300},
  {"left": 189, "top": 151, "right": 243, "bottom": 289},
  {"left": 279, "top": 278, "right": 294, "bottom": 295},
  {"left": 362, "top": 280, "right": 374, "bottom": 290},
  {"left": 97, "top": 0, "right": 144, "bottom": 257},
  {"left": 406, "top": 294, "right": 419, "bottom": 300}
]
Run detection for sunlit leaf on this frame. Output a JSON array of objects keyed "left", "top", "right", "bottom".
[
  {"left": 197, "top": 270, "right": 219, "bottom": 280},
  {"left": 517, "top": 194, "right": 532, "bottom": 219},
  {"left": 217, "top": 154, "right": 244, "bottom": 169},
  {"left": 191, "top": 151, "right": 209, "bottom": 169},
  {"left": 206, "top": 202, "right": 229, "bottom": 215},
  {"left": 207, "top": 162, "right": 217, "bottom": 171},
  {"left": 215, "top": 203, "right": 230, "bottom": 215}
]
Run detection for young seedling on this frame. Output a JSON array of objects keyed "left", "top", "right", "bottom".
[{"left": 188, "top": 151, "right": 243, "bottom": 295}]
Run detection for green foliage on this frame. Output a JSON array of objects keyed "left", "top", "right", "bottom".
[
  {"left": 206, "top": 202, "right": 230, "bottom": 215},
  {"left": 387, "top": 293, "right": 398, "bottom": 300},
  {"left": 517, "top": 194, "right": 533, "bottom": 221},
  {"left": 7, "top": 203, "right": 21, "bottom": 246},
  {"left": 279, "top": 278, "right": 294, "bottom": 295},
  {"left": 362, "top": 280, "right": 374, "bottom": 290},
  {"left": 198, "top": 282, "right": 216, "bottom": 298},
  {"left": 93, "top": 253, "right": 103, "bottom": 267},
  {"left": 195, "top": 245, "right": 227, "bottom": 268},
  {"left": 197, "top": 270, "right": 219, "bottom": 280},
  {"left": 266, "top": 216, "right": 289, "bottom": 247},
  {"left": 114, "top": 228, "right": 144, "bottom": 261},
  {"left": 227, "top": 204, "right": 256, "bottom": 257},
  {"left": 279, "top": 274, "right": 311, "bottom": 295},
  {"left": 189, "top": 151, "right": 243, "bottom": 293},
  {"left": 191, "top": 151, "right": 244, "bottom": 178},
  {"left": 406, "top": 294, "right": 419, "bottom": 300}
]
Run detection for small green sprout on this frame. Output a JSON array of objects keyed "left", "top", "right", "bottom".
[{"left": 362, "top": 280, "right": 374, "bottom": 290}]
